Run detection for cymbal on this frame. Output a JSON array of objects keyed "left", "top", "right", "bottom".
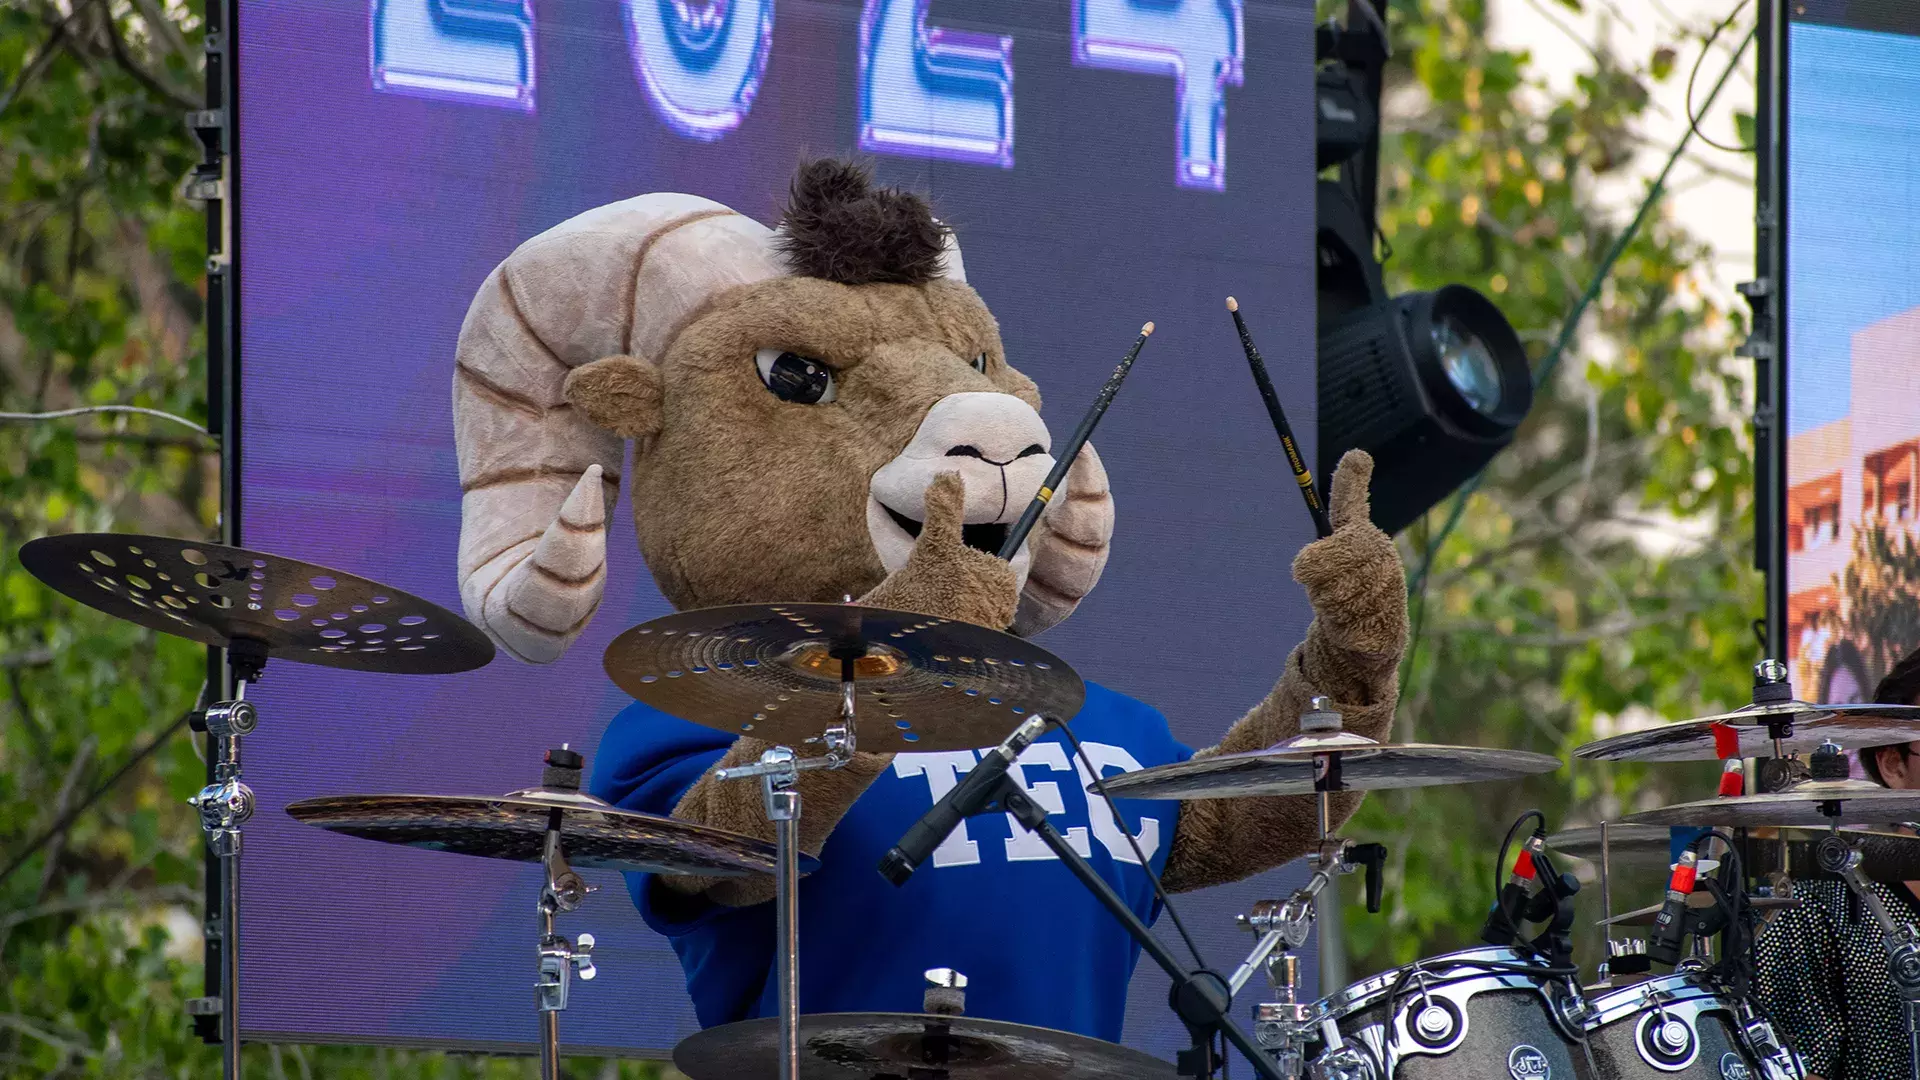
[
  {"left": 1599, "top": 894, "right": 1799, "bottom": 927},
  {"left": 285, "top": 791, "right": 803, "bottom": 877},
  {"left": 1620, "top": 780, "right": 1920, "bottom": 828},
  {"left": 604, "top": 604, "right": 1085, "bottom": 753},
  {"left": 672, "top": 1013, "right": 1175, "bottom": 1080},
  {"left": 1573, "top": 701, "right": 1920, "bottom": 763},
  {"left": 1549, "top": 825, "right": 1920, "bottom": 883},
  {"left": 19, "top": 533, "right": 493, "bottom": 675},
  {"left": 1095, "top": 731, "right": 1562, "bottom": 801}
]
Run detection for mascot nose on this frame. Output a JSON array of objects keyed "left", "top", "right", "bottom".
[{"left": 910, "top": 392, "right": 1051, "bottom": 464}]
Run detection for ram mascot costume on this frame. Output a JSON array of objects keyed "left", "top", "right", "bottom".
[{"left": 452, "top": 160, "right": 1408, "bottom": 1041}]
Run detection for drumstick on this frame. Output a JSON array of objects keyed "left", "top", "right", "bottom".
[
  {"left": 996, "top": 322, "right": 1153, "bottom": 561},
  {"left": 1227, "top": 296, "right": 1333, "bottom": 539}
]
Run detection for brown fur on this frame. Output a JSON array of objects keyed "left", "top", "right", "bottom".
[
  {"left": 564, "top": 269, "right": 1041, "bottom": 907},
  {"left": 1161, "top": 451, "right": 1409, "bottom": 893},
  {"left": 775, "top": 159, "right": 950, "bottom": 286}
]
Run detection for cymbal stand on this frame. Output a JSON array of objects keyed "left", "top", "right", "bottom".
[
  {"left": 1229, "top": 820, "right": 1384, "bottom": 1079},
  {"left": 187, "top": 638, "right": 267, "bottom": 1080},
  {"left": 1226, "top": 700, "right": 1386, "bottom": 1080},
  {"left": 535, "top": 822, "right": 598, "bottom": 1080},
  {"left": 1817, "top": 832, "right": 1920, "bottom": 1080},
  {"left": 714, "top": 653, "right": 859, "bottom": 1080}
]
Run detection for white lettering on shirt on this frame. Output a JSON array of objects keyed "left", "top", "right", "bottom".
[
  {"left": 892, "top": 751, "right": 982, "bottom": 867},
  {"left": 1072, "top": 742, "right": 1162, "bottom": 864},
  {"left": 1002, "top": 741, "right": 1094, "bottom": 861}
]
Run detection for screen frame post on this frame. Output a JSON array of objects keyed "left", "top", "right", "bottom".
[{"left": 1749, "top": 0, "right": 1789, "bottom": 664}]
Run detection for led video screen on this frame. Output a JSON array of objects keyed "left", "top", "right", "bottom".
[
  {"left": 237, "top": 0, "right": 1317, "bottom": 1058},
  {"left": 1783, "top": 2, "right": 1920, "bottom": 711}
]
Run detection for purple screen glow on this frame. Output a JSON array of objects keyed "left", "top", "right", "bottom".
[{"left": 239, "top": 0, "right": 1315, "bottom": 1059}]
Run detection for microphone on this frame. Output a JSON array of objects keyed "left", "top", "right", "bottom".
[
  {"left": 1648, "top": 848, "right": 1700, "bottom": 966},
  {"left": 1481, "top": 833, "right": 1543, "bottom": 945},
  {"left": 879, "top": 715, "right": 1052, "bottom": 886}
]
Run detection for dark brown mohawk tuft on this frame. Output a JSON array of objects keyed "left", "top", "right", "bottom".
[{"left": 775, "top": 158, "right": 949, "bottom": 286}]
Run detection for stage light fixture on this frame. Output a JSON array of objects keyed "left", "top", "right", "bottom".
[{"left": 1311, "top": 1, "right": 1535, "bottom": 535}]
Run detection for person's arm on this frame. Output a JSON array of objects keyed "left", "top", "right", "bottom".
[{"left": 1162, "top": 452, "right": 1407, "bottom": 893}]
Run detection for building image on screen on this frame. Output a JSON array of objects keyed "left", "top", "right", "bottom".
[
  {"left": 235, "top": 0, "right": 1319, "bottom": 1061},
  {"left": 1784, "top": 5, "right": 1920, "bottom": 713}
]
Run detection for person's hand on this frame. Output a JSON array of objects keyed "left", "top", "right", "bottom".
[
  {"left": 860, "top": 472, "right": 1020, "bottom": 629},
  {"left": 1291, "top": 450, "right": 1408, "bottom": 679}
]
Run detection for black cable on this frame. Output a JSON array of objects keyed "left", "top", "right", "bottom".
[
  {"left": 1492, "top": 808, "right": 1546, "bottom": 926},
  {"left": 1057, "top": 721, "right": 1208, "bottom": 970},
  {"left": 0, "top": 686, "right": 205, "bottom": 888},
  {"left": 1685, "top": 0, "right": 1755, "bottom": 154}
]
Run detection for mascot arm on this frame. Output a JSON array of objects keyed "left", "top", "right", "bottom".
[
  {"left": 1161, "top": 451, "right": 1409, "bottom": 895},
  {"left": 661, "top": 472, "right": 1021, "bottom": 907}
]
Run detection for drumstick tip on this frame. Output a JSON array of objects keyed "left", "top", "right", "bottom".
[
  {"left": 1141, "top": 321, "right": 1154, "bottom": 337},
  {"left": 1225, "top": 296, "right": 1239, "bottom": 312}
]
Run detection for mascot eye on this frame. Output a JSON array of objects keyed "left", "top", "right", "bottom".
[
  {"left": 971, "top": 352, "right": 989, "bottom": 374},
  {"left": 755, "top": 348, "right": 837, "bottom": 404}
]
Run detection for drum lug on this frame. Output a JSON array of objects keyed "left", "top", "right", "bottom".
[{"left": 1308, "top": 1043, "right": 1376, "bottom": 1080}]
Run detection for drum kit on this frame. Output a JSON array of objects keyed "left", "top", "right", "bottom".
[{"left": 23, "top": 531, "right": 1920, "bottom": 1079}]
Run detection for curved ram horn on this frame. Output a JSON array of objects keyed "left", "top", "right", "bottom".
[
  {"left": 1012, "top": 441, "right": 1114, "bottom": 637},
  {"left": 453, "top": 194, "right": 786, "bottom": 662}
]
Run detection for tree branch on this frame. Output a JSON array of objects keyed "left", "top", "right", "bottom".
[
  {"left": 0, "top": 404, "right": 210, "bottom": 436},
  {"left": 100, "top": 0, "right": 197, "bottom": 112}
]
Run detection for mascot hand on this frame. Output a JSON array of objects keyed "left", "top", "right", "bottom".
[
  {"left": 860, "top": 472, "right": 1020, "bottom": 630},
  {"left": 1292, "top": 450, "right": 1407, "bottom": 682}
]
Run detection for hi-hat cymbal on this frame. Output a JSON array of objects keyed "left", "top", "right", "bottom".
[
  {"left": 1095, "top": 731, "right": 1562, "bottom": 801},
  {"left": 1598, "top": 894, "right": 1799, "bottom": 927},
  {"left": 603, "top": 604, "right": 1084, "bottom": 753},
  {"left": 672, "top": 1013, "right": 1175, "bottom": 1080},
  {"left": 285, "top": 791, "right": 802, "bottom": 877},
  {"left": 1620, "top": 780, "right": 1920, "bottom": 828},
  {"left": 19, "top": 533, "right": 493, "bottom": 675},
  {"left": 1548, "top": 824, "right": 1920, "bottom": 883},
  {"left": 1573, "top": 701, "right": 1920, "bottom": 763}
]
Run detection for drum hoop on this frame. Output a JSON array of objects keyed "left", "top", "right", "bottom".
[
  {"left": 1315, "top": 945, "right": 1553, "bottom": 1020},
  {"left": 1582, "top": 972, "right": 1740, "bottom": 1031}
]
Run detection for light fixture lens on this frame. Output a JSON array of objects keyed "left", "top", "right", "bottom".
[{"left": 1432, "top": 314, "right": 1503, "bottom": 417}]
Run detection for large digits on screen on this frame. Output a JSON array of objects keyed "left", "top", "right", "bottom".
[
  {"left": 622, "top": 0, "right": 776, "bottom": 140},
  {"left": 1073, "top": 0, "right": 1244, "bottom": 190},
  {"left": 858, "top": 0, "right": 1014, "bottom": 168},
  {"left": 370, "top": 0, "right": 536, "bottom": 111},
  {"left": 367, "top": 1, "right": 1247, "bottom": 189}
]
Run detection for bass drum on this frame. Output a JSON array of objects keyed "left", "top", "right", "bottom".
[
  {"left": 1580, "top": 973, "right": 1803, "bottom": 1080},
  {"left": 1301, "top": 946, "right": 1585, "bottom": 1079}
]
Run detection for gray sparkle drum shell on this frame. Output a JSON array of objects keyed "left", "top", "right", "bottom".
[
  {"left": 1303, "top": 946, "right": 1583, "bottom": 1079},
  {"left": 1580, "top": 974, "right": 1776, "bottom": 1079}
]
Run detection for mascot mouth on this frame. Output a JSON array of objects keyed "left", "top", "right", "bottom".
[{"left": 881, "top": 504, "right": 1010, "bottom": 555}]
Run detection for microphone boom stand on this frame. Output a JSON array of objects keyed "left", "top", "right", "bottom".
[
  {"left": 1817, "top": 832, "right": 1920, "bottom": 1080},
  {"left": 962, "top": 755, "right": 1286, "bottom": 1080}
]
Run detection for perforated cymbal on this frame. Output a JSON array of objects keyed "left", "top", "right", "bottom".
[
  {"left": 19, "top": 533, "right": 493, "bottom": 674},
  {"left": 1573, "top": 701, "right": 1920, "bottom": 763},
  {"left": 603, "top": 604, "right": 1085, "bottom": 753},
  {"left": 285, "top": 791, "right": 799, "bottom": 876},
  {"left": 673, "top": 1013, "right": 1175, "bottom": 1080},
  {"left": 1620, "top": 780, "right": 1920, "bottom": 828},
  {"left": 1096, "top": 732, "right": 1563, "bottom": 800}
]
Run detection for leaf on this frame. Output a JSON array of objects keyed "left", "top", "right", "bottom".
[
  {"left": 1734, "top": 110, "right": 1756, "bottom": 148},
  {"left": 1651, "top": 46, "right": 1677, "bottom": 82}
]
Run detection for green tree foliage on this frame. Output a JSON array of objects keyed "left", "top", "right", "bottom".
[
  {"left": 1336, "top": 0, "right": 1763, "bottom": 975},
  {"left": 0, "top": 2, "right": 666, "bottom": 1075}
]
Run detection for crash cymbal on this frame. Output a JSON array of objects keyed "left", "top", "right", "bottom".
[
  {"left": 1619, "top": 780, "right": 1920, "bottom": 828},
  {"left": 1599, "top": 894, "right": 1799, "bottom": 927},
  {"left": 672, "top": 1013, "right": 1175, "bottom": 1080},
  {"left": 1573, "top": 701, "right": 1920, "bottom": 763},
  {"left": 1549, "top": 825, "right": 1920, "bottom": 882},
  {"left": 603, "top": 603, "right": 1085, "bottom": 753},
  {"left": 1096, "top": 731, "right": 1562, "bottom": 801},
  {"left": 285, "top": 791, "right": 803, "bottom": 877},
  {"left": 19, "top": 533, "right": 493, "bottom": 675}
]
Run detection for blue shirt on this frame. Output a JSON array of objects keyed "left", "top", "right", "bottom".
[{"left": 589, "top": 681, "right": 1192, "bottom": 1042}]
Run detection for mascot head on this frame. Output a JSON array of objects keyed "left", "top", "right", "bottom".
[{"left": 453, "top": 160, "right": 1114, "bottom": 663}]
